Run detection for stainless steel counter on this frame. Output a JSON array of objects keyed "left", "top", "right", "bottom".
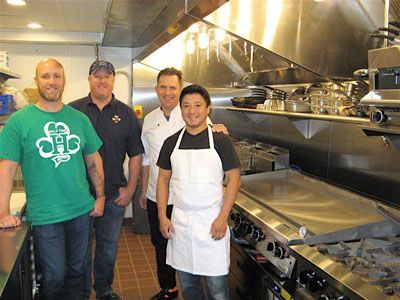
[{"left": 0, "top": 222, "right": 30, "bottom": 296}]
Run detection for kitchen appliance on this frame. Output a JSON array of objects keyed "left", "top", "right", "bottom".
[
  {"left": 232, "top": 139, "right": 289, "bottom": 175},
  {"left": 229, "top": 142, "right": 289, "bottom": 299},
  {"left": 229, "top": 169, "right": 400, "bottom": 299},
  {"left": 361, "top": 46, "right": 400, "bottom": 125}
]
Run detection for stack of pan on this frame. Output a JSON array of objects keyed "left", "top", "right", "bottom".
[
  {"left": 230, "top": 87, "right": 267, "bottom": 109},
  {"left": 264, "top": 86, "right": 287, "bottom": 111}
]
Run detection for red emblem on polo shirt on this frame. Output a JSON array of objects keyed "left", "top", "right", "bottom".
[{"left": 112, "top": 115, "right": 121, "bottom": 124}]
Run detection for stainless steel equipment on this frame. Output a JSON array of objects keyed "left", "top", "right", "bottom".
[
  {"left": 232, "top": 139, "right": 289, "bottom": 175},
  {"left": 229, "top": 142, "right": 289, "bottom": 300},
  {"left": 361, "top": 46, "right": 400, "bottom": 125},
  {"left": 229, "top": 169, "right": 400, "bottom": 299}
]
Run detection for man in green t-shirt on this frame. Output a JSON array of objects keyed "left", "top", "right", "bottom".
[{"left": 0, "top": 58, "right": 105, "bottom": 299}]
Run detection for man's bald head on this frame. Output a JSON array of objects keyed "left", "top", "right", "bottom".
[{"left": 35, "top": 58, "right": 65, "bottom": 77}]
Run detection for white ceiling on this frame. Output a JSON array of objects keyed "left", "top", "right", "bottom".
[
  {"left": 0, "top": 0, "right": 112, "bottom": 44},
  {"left": 0, "top": 0, "right": 176, "bottom": 47},
  {"left": 0, "top": 0, "right": 111, "bottom": 34}
]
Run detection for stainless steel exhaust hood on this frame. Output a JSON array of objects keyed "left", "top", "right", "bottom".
[
  {"left": 132, "top": 0, "right": 387, "bottom": 86},
  {"left": 202, "top": 0, "right": 383, "bottom": 82}
]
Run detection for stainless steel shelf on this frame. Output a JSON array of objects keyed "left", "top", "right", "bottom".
[
  {"left": 0, "top": 68, "right": 21, "bottom": 82},
  {"left": 226, "top": 106, "right": 370, "bottom": 124}
]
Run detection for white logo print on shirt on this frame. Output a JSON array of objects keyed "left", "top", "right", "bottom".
[{"left": 36, "top": 122, "right": 81, "bottom": 168}]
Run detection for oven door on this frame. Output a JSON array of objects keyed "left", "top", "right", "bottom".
[{"left": 229, "top": 238, "right": 295, "bottom": 300}]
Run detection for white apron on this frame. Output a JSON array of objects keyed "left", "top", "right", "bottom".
[{"left": 166, "top": 126, "right": 230, "bottom": 276}]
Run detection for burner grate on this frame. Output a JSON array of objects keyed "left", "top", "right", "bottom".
[{"left": 317, "top": 237, "right": 400, "bottom": 297}]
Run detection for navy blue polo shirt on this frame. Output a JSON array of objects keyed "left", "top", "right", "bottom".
[{"left": 70, "top": 94, "right": 144, "bottom": 199}]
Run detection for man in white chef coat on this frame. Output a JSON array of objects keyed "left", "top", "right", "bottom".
[
  {"left": 156, "top": 84, "right": 241, "bottom": 300},
  {"left": 139, "top": 68, "right": 228, "bottom": 300}
]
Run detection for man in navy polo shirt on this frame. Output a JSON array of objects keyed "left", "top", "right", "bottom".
[{"left": 70, "top": 60, "right": 144, "bottom": 300}]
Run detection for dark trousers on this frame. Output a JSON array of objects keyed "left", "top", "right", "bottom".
[
  {"left": 147, "top": 199, "right": 176, "bottom": 289},
  {"left": 84, "top": 196, "right": 125, "bottom": 298},
  {"left": 33, "top": 212, "right": 91, "bottom": 300}
]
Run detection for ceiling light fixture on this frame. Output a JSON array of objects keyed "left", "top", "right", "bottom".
[
  {"left": 27, "top": 23, "right": 42, "bottom": 29},
  {"left": 7, "top": 0, "right": 26, "bottom": 6},
  {"left": 188, "top": 23, "right": 199, "bottom": 34},
  {"left": 214, "top": 28, "right": 226, "bottom": 42},
  {"left": 185, "top": 39, "right": 196, "bottom": 55}
]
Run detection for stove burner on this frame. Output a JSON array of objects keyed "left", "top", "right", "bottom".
[{"left": 317, "top": 237, "right": 400, "bottom": 296}]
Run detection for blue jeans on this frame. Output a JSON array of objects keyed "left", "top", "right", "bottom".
[
  {"left": 85, "top": 196, "right": 125, "bottom": 297},
  {"left": 33, "top": 212, "right": 91, "bottom": 300},
  {"left": 177, "top": 271, "right": 229, "bottom": 300}
]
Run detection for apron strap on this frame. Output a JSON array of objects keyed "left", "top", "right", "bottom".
[
  {"left": 174, "top": 126, "right": 214, "bottom": 150},
  {"left": 174, "top": 127, "right": 186, "bottom": 151},
  {"left": 207, "top": 125, "right": 214, "bottom": 149}
]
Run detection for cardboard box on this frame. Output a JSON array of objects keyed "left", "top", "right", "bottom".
[{"left": 23, "top": 88, "right": 39, "bottom": 104}]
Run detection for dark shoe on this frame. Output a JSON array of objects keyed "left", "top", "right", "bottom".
[
  {"left": 150, "top": 289, "right": 179, "bottom": 300},
  {"left": 97, "top": 291, "right": 121, "bottom": 300}
]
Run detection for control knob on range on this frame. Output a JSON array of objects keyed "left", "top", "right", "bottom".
[
  {"left": 274, "top": 245, "right": 286, "bottom": 259},
  {"left": 298, "top": 270, "right": 312, "bottom": 285},
  {"left": 245, "top": 224, "right": 255, "bottom": 235},
  {"left": 309, "top": 276, "right": 326, "bottom": 293},
  {"left": 266, "top": 241, "right": 275, "bottom": 252},
  {"left": 230, "top": 212, "right": 242, "bottom": 225},
  {"left": 252, "top": 228, "right": 265, "bottom": 241}
]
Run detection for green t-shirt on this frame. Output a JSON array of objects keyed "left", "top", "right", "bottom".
[{"left": 0, "top": 105, "right": 102, "bottom": 225}]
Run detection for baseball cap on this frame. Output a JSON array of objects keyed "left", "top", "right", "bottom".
[{"left": 89, "top": 60, "right": 115, "bottom": 75}]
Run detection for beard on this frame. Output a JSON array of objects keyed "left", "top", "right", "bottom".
[{"left": 38, "top": 86, "right": 64, "bottom": 103}]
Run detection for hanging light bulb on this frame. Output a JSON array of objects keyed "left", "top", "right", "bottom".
[
  {"left": 198, "top": 31, "right": 209, "bottom": 49},
  {"left": 214, "top": 28, "right": 226, "bottom": 42},
  {"left": 185, "top": 38, "right": 196, "bottom": 55},
  {"left": 188, "top": 23, "right": 199, "bottom": 33}
]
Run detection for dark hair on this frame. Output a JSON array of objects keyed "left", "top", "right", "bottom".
[
  {"left": 157, "top": 67, "right": 182, "bottom": 84},
  {"left": 179, "top": 84, "right": 211, "bottom": 107}
]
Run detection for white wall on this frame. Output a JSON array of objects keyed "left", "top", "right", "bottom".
[
  {"left": 1, "top": 43, "right": 132, "bottom": 105},
  {"left": 1, "top": 43, "right": 135, "bottom": 217}
]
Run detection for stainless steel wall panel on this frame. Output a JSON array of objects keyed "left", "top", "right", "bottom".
[
  {"left": 269, "top": 118, "right": 330, "bottom": 179},
  {"left": 328, "top": 122, "right": 400, "bottom": 206},
  {"left": 210, "top": 108, "right": 271, "bottom": 143}
]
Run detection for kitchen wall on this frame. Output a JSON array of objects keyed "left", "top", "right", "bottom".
[
  {"left": 0, "top": 43, "right": 136, "bottom": 218},
  {"left": 1, "top": 43, "right": 132, "bottom": 104}
]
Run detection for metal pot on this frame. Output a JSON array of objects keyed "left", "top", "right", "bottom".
[
  {"left": 268, "top": 99, "right": 285, "bottom": 111},
  {"left": 285, "top": 100, "right": 312, "bottom": 113}
]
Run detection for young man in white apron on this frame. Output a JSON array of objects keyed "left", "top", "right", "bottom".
[{"left": 156, "top": 84, "right": 241, "bottom": 300}]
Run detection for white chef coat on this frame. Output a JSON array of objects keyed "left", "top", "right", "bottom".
[{"left": 141, "top": 105, "right": 185, "bottom": 204}]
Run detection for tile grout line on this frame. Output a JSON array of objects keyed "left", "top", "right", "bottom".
[
  {"left": 125, "top": 226, "right": 144, "bottom": 299},
  {"left": 139, "top": 234, "right": 158, "bottom": 285}
]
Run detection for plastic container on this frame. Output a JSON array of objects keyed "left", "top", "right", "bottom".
[{"left": 0, "top": 94, "right": 15, "bottom": 115}]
